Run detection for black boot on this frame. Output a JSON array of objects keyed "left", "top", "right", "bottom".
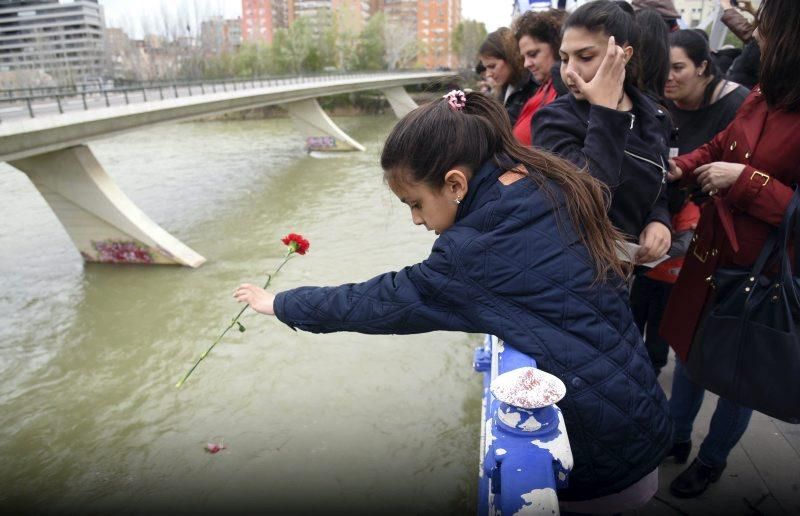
[
  {"left": 670, "top": 458, "right": 726, "bottom": 498},
  {"left": 666, "top": 440, "right": 692, "bottom": 464}
]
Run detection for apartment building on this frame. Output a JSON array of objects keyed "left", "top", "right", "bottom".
[{"left": 0, "top": 0, "right": 105, "bottom": 84}]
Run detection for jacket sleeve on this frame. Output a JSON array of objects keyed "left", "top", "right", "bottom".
[
  {"left": 533, "top": 103, "right": 633, "bottom": 193},
  {"left": 673, "top": 125, "right": 727, "bottom": 187},
  {"left": 645, "top": 186, "right": 671, "bottom": 229},
  {"left": 721, "top": 8, "right": 754, "bottom": 42},
  {"left": 272, "top": 236, "right": 479, "bottom": 335},
  {"left": 726, "top": 167, "right": 795, "bottom": 227}
]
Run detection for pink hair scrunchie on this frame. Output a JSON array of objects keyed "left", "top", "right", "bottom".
[{"left": 443, "top": 90, "right": 467, "bottom": 111}]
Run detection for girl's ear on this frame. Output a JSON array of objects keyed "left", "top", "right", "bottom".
[
  {"left": 623, "top": 45, "right": 634, "bottom": 64},
  {"left": 443, "top": 169, "right": 469, "bottom": 198}
]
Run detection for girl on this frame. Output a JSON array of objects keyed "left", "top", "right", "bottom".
[
  {"left": 235, "top": 91, "right": 672, "bottom": 510},
  {"left": 532, "top": 0, "right": 672, "bottom": 265},
  {"left": 511, "top": 8, "right": 565, "bottom": 145},
  {"left": 479, "top": 27, "right": 537, "bottom": 126},
  {"left": 663, "top": 0, "right": 800, "bottom": 498}
]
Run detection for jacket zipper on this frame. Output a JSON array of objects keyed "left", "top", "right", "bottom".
[{"left": 624, "top": 150, "right": 667, "bottom": 208}]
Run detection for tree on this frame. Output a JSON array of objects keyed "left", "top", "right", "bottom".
[
  {"left": 384, "top": 18, "right": 419, "bottom": 70},
  {"left": 353, "top": 13, "right": 386, "bottom": 71},
  {"left": 452, "top": 19, "right": 487, "bottom": 69}
]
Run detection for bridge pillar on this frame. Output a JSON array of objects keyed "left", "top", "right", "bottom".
[
  {"left": 9, "top": 145, "right": 206, "bottom": 267},
  {"left": 381, "top": 86, "right": 418, "bottom": 119},
  {"left": 282, "top": 98, "right": 365, "bottom": 152}
]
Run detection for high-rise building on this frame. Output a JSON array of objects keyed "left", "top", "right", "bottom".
[
  {"left": 241, "top": 0, "right": 288, "bottom": 43},
  {"left": 288, "top": 0, "right": 369, "bottom": 33},
  {"left": 201, "top": 16, "right": 243, "bottom": 54},
  {"left": 0, "top": 0, "right": 106, "bottom": 84},
  {"left": 383, "top": 0, "right": 460, "bottom": 69}
]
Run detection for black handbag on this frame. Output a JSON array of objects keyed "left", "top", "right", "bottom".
[{"left": 687, "top": 189, "right": 800, "bottom": 423}]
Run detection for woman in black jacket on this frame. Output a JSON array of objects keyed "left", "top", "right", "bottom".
[
  {"left": 533, "top": 0, "right": 672, "bottom": 264},
  {"left": 479, "top": 27, "right": 537, "bottom": 126}
]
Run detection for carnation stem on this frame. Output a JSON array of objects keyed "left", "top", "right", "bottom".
[{"left": 175, "top": 251, "right": 293, "bottom": 389}]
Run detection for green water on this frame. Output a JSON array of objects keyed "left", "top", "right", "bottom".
[{"left": 0, "top": 116, "right": 481, "bottom": 514}]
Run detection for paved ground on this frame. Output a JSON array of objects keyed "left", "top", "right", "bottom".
[{"left": 627, "top": 353, "right": 800, "bottom": 516}]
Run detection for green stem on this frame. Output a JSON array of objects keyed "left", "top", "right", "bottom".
[{"left": 175, "top": 251, "right": 293, "bottom": 389}]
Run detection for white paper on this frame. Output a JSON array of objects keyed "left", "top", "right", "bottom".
[{"left": 616, "top": 241, "right": 670, "bottom": 268}]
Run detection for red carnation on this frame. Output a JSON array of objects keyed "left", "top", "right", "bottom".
[{"left": 281, "top": 233, "right": 310, "bottom": 255}]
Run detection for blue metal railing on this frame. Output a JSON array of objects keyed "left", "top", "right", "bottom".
[{"left": 474, "top": 335, "right": 573, "bottom": 515}]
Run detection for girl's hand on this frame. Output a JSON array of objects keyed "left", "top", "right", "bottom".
[
  {"left": 234, "top": 283, "right": 276, "bottom": 315},
  {"left": 694, "top": 162, "right": 746, "bottom": 194},
  {"left": 566, "top": 36, "right": 626, "bottom": 110},
  {"left": 637, "top": 222, "right": 671, "bottom": 264},
  {"left": 667, "top": 159, "right": 683, "bottom": 182}
]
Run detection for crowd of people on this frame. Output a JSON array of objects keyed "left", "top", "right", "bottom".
[{"left": 233, "top": 0, "right": 800, "bottom": 512}]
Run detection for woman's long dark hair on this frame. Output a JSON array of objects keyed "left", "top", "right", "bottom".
[
  {"left": 636, "top": 8, "right": 670, "bottom": 100},
  {"left": 757, "top": 0, "right": 800, "bottom": 111},
  {"left": 669, "top": 29, "right": 722, "bottom": 108},
  {"left": 479, "top": 27, "right": 526, "bottom": 91},
  {"left": 381, "top": 92, "right": 627, "bottom": 283},
  {"left": 563, "top": 0, "right": 641, "bottom": 88}
]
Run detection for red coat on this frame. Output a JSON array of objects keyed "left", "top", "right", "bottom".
[{"left": 661, "top": 88, "right": 800, "bottom": 361}]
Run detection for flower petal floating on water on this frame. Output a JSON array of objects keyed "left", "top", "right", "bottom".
[{"left": 205, "top": 441, "right": 226, "bottom": 454}]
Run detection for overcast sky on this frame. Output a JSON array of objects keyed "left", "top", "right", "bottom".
[{"left": 99, "top": 0, "right": 513, "bottom": 37}]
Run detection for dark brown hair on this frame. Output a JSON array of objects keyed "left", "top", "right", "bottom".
[
  {"left": 479, "top": 27, "right": 526, "bottom": 89},
  {"left": 669, "top": 29, "right": 722, "bottom": 108},
  {"left": 380, "top": 92, "right": 627, "bottom": 283},
  {"left": 513, "top": 8, "right": 566, "bottom": 61},
  {"left": 757, "top": 0, "right": 800, "bottom": 111},
  {"left": 563, "top": 0, "right": 641, "bottom": 88}
]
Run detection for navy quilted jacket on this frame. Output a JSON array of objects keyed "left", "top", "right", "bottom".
[{"left": 274, "top": 160, "right": 672, "bottom": 500}]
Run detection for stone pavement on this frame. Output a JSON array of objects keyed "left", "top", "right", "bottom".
[{"left": 627, "top": 353, "right": 800, "bottom": 516}]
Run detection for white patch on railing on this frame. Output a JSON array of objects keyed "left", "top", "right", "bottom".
[
  {"left": 515, "top": 487, "right": 558, "bottom": 515},
  {"left": 530, "top": 410, "right": 574, "bottom": 470},
  {"left": 497, "top": 408, "right": 522, "bottom": 428},
  {"left": 491, "top": 367, "right": 566, "bottom": 409}
]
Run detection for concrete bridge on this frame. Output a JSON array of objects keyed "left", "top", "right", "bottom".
[{"left": 0, "top": 71, "right": 456, "bottom": 268}]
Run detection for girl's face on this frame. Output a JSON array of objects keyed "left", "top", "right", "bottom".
[
  {"left": 519, "top": 35, "right": 555, "bottom": 84},
  {"left": 665, "top": 46, "right": 707, "bottom": 103},
  {"left": 559, "top": 27, "right": 614, "bottom": 100},
  {"left": 480, "top": 56, "right": 512, "bottom": 88},
  {"left": 387, "top": 170, "right": 468, "bottom": 235}
]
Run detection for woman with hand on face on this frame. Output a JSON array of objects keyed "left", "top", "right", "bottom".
[
  {"left": 660, "top": 0, "right": 800, "bottom": 498},
  {"left": 511, "top": 8, "right": 565, "bottom": 145},
  {"left": 479, "top": 27, "right": 537, "bottom": 127},
  {"left": 533, "top": 0, "right": 672, "bottom": 266}
]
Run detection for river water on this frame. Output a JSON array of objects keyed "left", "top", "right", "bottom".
[{"left": 0, "top": 115, "right": 481, "bottom": 514}]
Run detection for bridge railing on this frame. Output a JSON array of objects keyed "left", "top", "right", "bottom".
[
  {"left": 474, "top": 335, "right": 573, "bottom": 515},
  {"left": 0, "top": 71, "right": 452, "bottom": 123}
]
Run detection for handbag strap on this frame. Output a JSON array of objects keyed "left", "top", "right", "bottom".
[{"left": 749, "top": 188, "right": 800, "bottom": 280}]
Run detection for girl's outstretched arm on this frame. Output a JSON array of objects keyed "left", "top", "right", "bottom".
[{"left": 235, "top": 236, "right": 479, "bottom": 336}]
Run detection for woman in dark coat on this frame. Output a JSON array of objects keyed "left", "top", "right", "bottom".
[
  {"left": 662, "top": 0, "right": 800, "bottom": 497},
  {"left": 533, "top": 0, "right": 672, "bottom": 265},
  {"left": 479, "top": 27, "right": 537, "bottom": 126}
]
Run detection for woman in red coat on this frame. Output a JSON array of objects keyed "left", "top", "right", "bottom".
[{"left": 661, "top": 0, "right": 800, "bottom": 498}]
